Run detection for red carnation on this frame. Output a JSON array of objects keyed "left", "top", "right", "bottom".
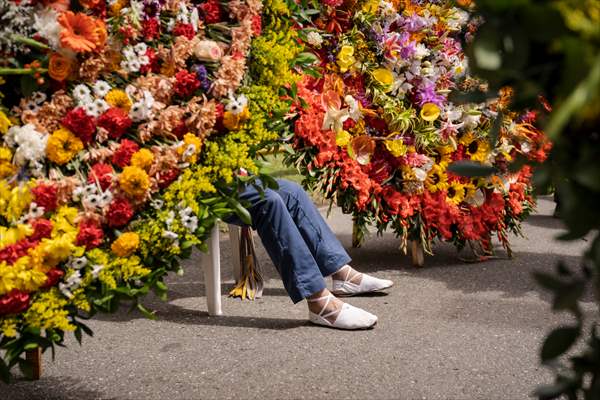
[
  {"left": 200, "top": 0, "right": 222, "bottom": 24},
  {"left": 140, "top": 47, "right": 159, "bottom": 74},
  {"left": 76, "top": 219, "right": 105, "bottom": 250},
  {"left": 112, "top": 139, "right": 140, "bottom": 168},
  {"left": 88, "top": 163, "right": 114, "bottom": 191},
  {"left": 61, "top": 107, "right": 96, "bottom": 144},
  {"left": 42, "top": 268, "right": 65, "bottom": 289},
  {"left": 31, "top": 183, "right": 58, "bottom": 212},
  {"left": 97, "top": 107, "right": 132, "bottom": 139},
  {"left": 251, "top": 15, "right": 262, "bottom": 35},
  {"left": 173, "top": 22, "right": 195, "bottom": 40},
  {"left": 0, "top": 290, "right": 30, "bottom": 316},
  {"left": 30, "top": 218, "right": 53, "bottom": 241},
  {"left": 158, "top": 168, "right": 180, "bottom": 189},
  {"left": 173, "top": 70, "right": 201, "bottom": 99},
  {"left": 172, "top": 120, "right": 188, "bottom": 139},
  {"left": 142, "top": 18, "right": 160, "bottom": 41},
  {"left": 106, "top": 197, "right": 134, "bottom": 228}
]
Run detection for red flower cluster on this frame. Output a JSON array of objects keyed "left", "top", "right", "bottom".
[
  {"left": 173, "top": 22, "right": 195, "bottom": 40},
  {"left": 112, "top": 139, "right": 139, "bottom": 168},
  {"left": 106, "top": 197, "right": 134, "bottom": 227},
  {"left": 200, "top": 0, "right": 222, "bottom": 24},
  {"left": 251, "top": 15, "right": 262, "bottom": 35},
  {"left": 381, "top": 186, "right": 418, "bottom": 219},
  {"left": 158, "top": 168, "right": 180, "bottom": 189},
  {"left": 31, "top": 182, "right": 58, "bottom": 212},
  {"left": 421, "top": 191, "right": 460, "bottom": 240},
  {"left": 142, "top": 18, "right": 160, "bottom": 41},
  {"left": 0, "top": 290, "right": 30, "bottom": 316},
  {"left": 76, "top": 219, "right": 104, "bottom": 250},
  {"left": 97, "top": 107, "right": 132, "bottom": 139},
  {"left": 139, "top": 47, "right": 159, "bottom": 74},
  {"left": 87, "top": 163, "right": 114, "bottom": 190},
  {"left": 61, "top": 107, "right": 96, "bottom": 144},
  {"left": 42, "top": 268, "right": 65, "bottom": 289},
  {"left": 173, "top": 70, "right": 200, "bottom": 98},
  {"left": 30, "top": 218, "right": 53, "bottom": 241}
]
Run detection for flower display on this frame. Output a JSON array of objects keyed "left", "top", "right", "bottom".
[
  {"left": 286, "top": 0, "right": 550, "bottom": 254},
  {"left": 0, "top": 0, "right": 303, "bottom": 381}
]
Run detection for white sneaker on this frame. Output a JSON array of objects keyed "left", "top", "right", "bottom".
[
  {"left": 331, "top": 266, "right": 394, "bottom": 297},
  {"left": 308, "top": 294, "right": 377, "bottom": 330}
]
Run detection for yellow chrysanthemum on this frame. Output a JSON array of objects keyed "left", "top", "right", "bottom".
[
  {"left": 420, "top": 103, "right": 441, "bottom": 122},
  {"left": 372, "top": 68, "right": 394, "bottom": 92},
  {"left": 425, "top": 164, "right": 449, "bottom": 193},
  {"left": 446, "top": 181, "right": 466, "bottom": 205},
  {"left": 0, "top": 111, "right": 11, "bottom": 134},
  {"left": 177, "top": 133, "right": 203, "bottom": 163},
  {"left": 336, "top": 130, "right": 352, "bottom": 147},
  {"left": 119, "top": 166, "right": 150, "bottom": 198},
  {"left": 46, "top": 128, "right": 84, "bottom": 165},
  {"left": 385, "top": 138, "right": 408, "bottom": 157},
  {"left": 130, "top": 148, "right": 154, "bottom": 170},
  {"left": 111, "top": 232, "right": 140, "bottom": 257},
  {"left": 460, "top": 132, "right": 491, "bottom": 163},
  {"left": 105, "top": 89, "right": 132, "bottom": 112}
]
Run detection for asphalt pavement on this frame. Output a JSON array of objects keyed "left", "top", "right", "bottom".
[{"left": 0, "top": 196, "right": 594, "bottom": 400}]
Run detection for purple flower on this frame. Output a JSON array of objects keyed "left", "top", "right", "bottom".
[
  {"left": 195, "top": 65, "right": 211, "bottom": 91},
  {"left": 416, "top": 82, "right": 446, "bottom": 107}
]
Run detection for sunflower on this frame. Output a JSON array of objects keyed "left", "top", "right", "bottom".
[
  {"left": 431, "top": 145, "right": 453, "bottom": 168},
  {"left": 58, "top": 12, "right": 101, "bottom": 53},
  {"left": 46, "top": 128, "right": 84, "bottom": 165},
  {"left": 446, "top": 181, "right": 466, "bottom": 205},
  {"left": 460, "top": 132, "right": 491, "bottom": 162},
  {"left": 105, "top": 89, "right": 132, "bottom": 112},
  {"left": 119, "top": 166, "right": 150, "bottom": 199},
  {"left": 425, "top": 164, "right": 448, "bottom": 193},
  {"left": 462, "top": 182, "right": 477, "bottom": 200}
]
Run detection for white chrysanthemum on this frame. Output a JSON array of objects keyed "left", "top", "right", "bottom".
[
  {"left": 33, "top": 7, "right": 61, "bottom": 48},
  {"left": 306, "top": 31, "right": 323, "bottom": 47},
  {"left": 93, "top": 80, "right": 111, "bottom": 97},
  {"left": 6, "top": 124, "right": 48, "bottom": 166},
  {"left": 162, "top": 230, "right": 179, "bottom": 240},
  {"left": 84, "top": 101, "right": 100, "bottom": 117},
  {"left": 73, "top": 84, "right": 92, "bottom": 102},
  {"left": 93, "top": 98, "right": 110, "bottom": 115},
  {"left": 133, "top": 42, "right": 147, "bottom": 55}
]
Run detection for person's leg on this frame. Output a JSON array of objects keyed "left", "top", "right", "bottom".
[{"left": 275, "top": 179, "right": 393, "bottom": 295}]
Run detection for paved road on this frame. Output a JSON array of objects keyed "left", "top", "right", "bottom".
[{"left": 0, "top": 196, "right": 594, "bottom": 400}]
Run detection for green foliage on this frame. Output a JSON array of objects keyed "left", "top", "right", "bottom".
[{"left": 459, "top": 1, "right": 600, "bottom": 398}]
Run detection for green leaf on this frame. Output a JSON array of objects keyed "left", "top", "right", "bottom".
[
  {"left": 227, "top": 198, "right": 252, "bottom": 225},
  {"left": 18, "top": 358, "right": 34, "bottom": 380},
  {"left": 541, "top": 326, "right": 580, "bottom": 362},
  {"left": 447, "top": 161, "right": 497, "bottom": 177},
  {"left": 137, "top": 303, "right": 157, "bottom": 320},
  {"left": 0, "top": 357, "right": 10, "bottom": 384}
]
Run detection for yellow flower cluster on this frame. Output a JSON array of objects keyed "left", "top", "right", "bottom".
[
  {"left": 111, "top": 232, "right": 140, "bottom": 257},
  {"left": 0, "top": 111, "right": 11, "bottom": 134},
  {"left": 131, "top": 148, "right": 154, "bottom": 170},
  {"left": 0, "top": 257, "right": 47, "bottom": 296},
  {"left": 119, "top": 166, "right": 150, "bottom": 198},
  {"left": 0, "top": 180, "right": 33, "bottom": 223},
  {"left": 24, "top": 289, "right": 75, "bottom": 332},
  {"left": 0, "top": 147, "right": 15, "bottom": 179},
  {"left": 46, "top": 128, "right": 84, "bottom": 165}
]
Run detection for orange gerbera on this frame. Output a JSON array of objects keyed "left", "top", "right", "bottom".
[{"left": 58, "top": 12, "right": 101, "bottom": 53}]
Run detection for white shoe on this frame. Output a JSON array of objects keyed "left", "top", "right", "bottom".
[
  {"left": 331, "top": 266, "right": 394, "bottom": 297},
  {"left": 308, "top": 294, "right": 377, "bottom": 330}
]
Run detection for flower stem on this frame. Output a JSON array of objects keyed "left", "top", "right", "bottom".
[
  {"left": 0, "top": 68, "right": 48, "bottom": 75},
  {"left": 10, "top": 35, "right": 50, "bottom": 51}
]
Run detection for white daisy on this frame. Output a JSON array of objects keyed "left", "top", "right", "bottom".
[{"left": 93, "top": 80, "right": 111, "bottom": 97}]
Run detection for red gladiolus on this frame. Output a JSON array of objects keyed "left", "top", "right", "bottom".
[
  {"left": 106, "top": 197, "right": 134, "bottom": 228},
  {"left": 61, "top": 107, "right": 96, "bottom": 144},
  {"left": 88, "top": 163, "right": 114, "bottom": 190},
  {"left": 42, "top": 268, "right": 65, "bottom": 289},
  {"left": 97, "top": 107, "right": 132, "bottom": 139},
  {"left": 173, "top": 70, "right": 200, "bottom": 98},
  {"left": 0, "top": 290, "right": 30, "bottom": 315},
  {"left": 76, "top": 219, "right": 104, "bottom": 249},
  {"left": 31, "top": 182, "right": 59, "bottom": 212},
  {"left": 0, "top": 240, "right": 37, "bottom": 265},
  {"left": 112, "top": 139, "right": 140, "bottom": 168}
]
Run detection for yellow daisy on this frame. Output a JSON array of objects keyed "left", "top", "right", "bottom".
[{"left": 446, "top": 181, "right": 466, "bottom": 205}]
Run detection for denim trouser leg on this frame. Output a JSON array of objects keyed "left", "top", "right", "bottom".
[{"left": 224, "top": 179, "right": 351, "bottom": 303}]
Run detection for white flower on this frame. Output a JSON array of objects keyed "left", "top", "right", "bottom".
[
  {"left": 182, "top": 144, "right": 196, "bottom": 159},
  {"left": 182, "top": 215, "right": 198, "bottom": 232},
  {"left": 414, "top": 43, "right": 430, "bottom": 60},
  {"left": 165, "top": 211, "right": 175, "bottom": 227},
  {"left": 91, "top": 264, "right": 104, "bottom": 279},
  {"left": 22, "top": 101, "right": 40, "bottom": 113},
  {"left": 447, "top": 8, "right": 470, "bottom": 31},
  {"left": 73, "top": 84, "right": 92, "bottom": 102},
  {"left": 142, "top": 91, "right": 155, "bottom": 109},
  {"left": 134, "top": 42, "right": 148, "bottom": 55},
  {"left": 83, "top": 101, "right": 100, "bottom": 117},
  {"left": 162, "top": 230, "right": 179, "bottom": 240},
  {"left": 322, "top": 107, "right": 349, "bottom": 134},
  {"left": 93, "top": 80, "right": 111, "bottom": 97},
  {"left": 59, "top": 283, "right": 74, "bottom": 299},
  {"left": 69, "top": 257, "right": 88, "bottom": 270},
  {"left": 83, "top": 194, "right": 102, "bottom": 210},
  {"left": 94, "top": 98, "right": 110, "bottom": 114},
  {"left": 7, "top": 124, "right": 48, "bottom": 167},
  {"left": 129, "top": 102, "right": 148, "bottom": 122},
  {"left": 127, "top": 59, "right": 142, "bottom": 72},
  {"left": 344, "top": 95, "right": 362, "bottom": 121},
  {"left": 31, "top": 91, "right": 47, "bottom": 105},
  {"left": 177, "top": 3, "right": 190, "bottom": 23},
  {"left": 462, "top": 110, "right": 482, "bottom": 130},
  {"left": 225, "top": 94, "right": 248, "bottom": 115},
  {"left": 33, "top": 8, "right": 61, "bottom": 48},
  {"left": 28, "top": 202, "right": 45, "bottom": 219},
  {"left": 137, "top": 55, "right": 150, "bottom": 65},
  {"left": 467, "top": 189, "right": 486, "bottom": 207},
  {"left": 65, "top": 270, "right": 82, "bottom": 287},
  {"left": 99, "top": 191, "right": 113, "bottom": 207},
  {"left": 151, "top": 199, "right": 164, "bottom": 209},
  {"left": 190, "top": 7, "right": 199, "bottom": 31},
  {"left": 306, "top": 31, "right": 323, "bottom": 47}
]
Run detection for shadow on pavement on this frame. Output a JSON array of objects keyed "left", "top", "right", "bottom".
[{"left": 0, "top": 376, "right": 110, "bottom": 400}]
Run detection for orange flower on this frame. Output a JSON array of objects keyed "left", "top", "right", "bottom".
[
  {"left": 94, "top": 20, "right": 108, "bottom": 49},
  {"left": 58, "top": 12, "right": 101, "bottom": 53},
  {"left": 79, "top": 0, "right": 102, "bottom": 8},
  {"left": 42, "top": 0, "right": 70, "bottom": 12},
  {"left": 48, "top": 53, "right": 74, "bottom": 81}
]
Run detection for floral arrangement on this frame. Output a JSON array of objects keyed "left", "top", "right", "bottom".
[
  {"left": 285, "top": 0, "right": 550, "bottom": 255},
  {"left": 0, "top": 0, "right": 304, "bottom": 382}
]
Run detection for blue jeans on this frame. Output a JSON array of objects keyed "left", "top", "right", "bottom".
[{"left": 225, "top": 179, "right": 351, "bottom": 303}]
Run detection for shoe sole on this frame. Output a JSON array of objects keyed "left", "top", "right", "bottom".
[
  {"left": 331, "top": 282, "right": 394, "bottom": 298},
  {"left": 308, "top": 319, "right": 378, "bottom": 330}
]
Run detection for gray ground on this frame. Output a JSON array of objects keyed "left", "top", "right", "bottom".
[{"left": 0, "top": 196, "right": 594, "bottom": 400}]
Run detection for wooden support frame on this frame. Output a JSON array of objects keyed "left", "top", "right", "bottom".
[
  {"left": 25, "top": 347, "right": 42, "bottom": 380},
  {"left": 409, "top": 240, "right": 425, "bottom": 268}
]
